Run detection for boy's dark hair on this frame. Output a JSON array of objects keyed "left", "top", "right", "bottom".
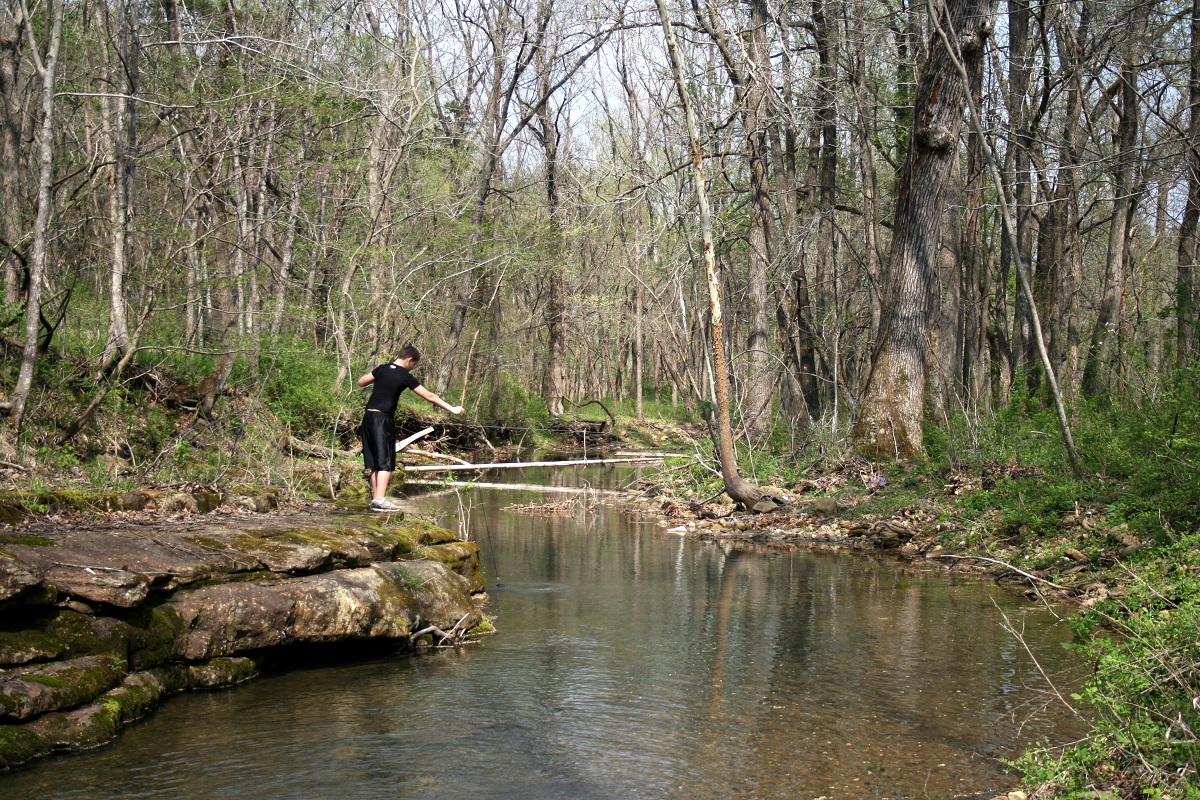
[{"left": 396, "top": 344, "right": 421, "bottom": 363}]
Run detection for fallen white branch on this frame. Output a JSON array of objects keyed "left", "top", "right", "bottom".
[
  {"left": 403, "top": 456, "right": 664, "bottom": 473},
  {"left": 929, "top": 553, "right": 1071, "bottom": 590}
]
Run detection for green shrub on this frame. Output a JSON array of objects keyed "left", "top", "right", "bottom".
[
  {"left": 613, "top": 389, "right": 697, "bottom": 424},
  {"left": 261, "top": 340, "right": 343, "bottom": 437},
  {"left": 1015, "top": 532, "right": 1200, "bottom": 797}
]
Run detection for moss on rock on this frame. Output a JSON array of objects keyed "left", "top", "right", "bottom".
[
  {"left": 124, "top": 605, "right": 185, "bottom": 671},
  {"left": 0, "top": 655, "right": 127, "bottom": 721},
  {"left": 411, "top": 542, "right": 484, "bottom": 592},
  {"left": 0, "top": 534, "right": 54, "bottom": 547},
  {"left": 0, "top": 627, "right": 68, "bottom": 667},
  {"left": 185, "top": 656, "right": 261, "bottom": 688},
  {"left": 0, "top": 610, "right": 130, "bottom": 668},
  {"left": 0, "top": 725, "right": 44, "bottom": 769},
  {"left": 0, "top": 500, "right": 24, "bottom": 525}
]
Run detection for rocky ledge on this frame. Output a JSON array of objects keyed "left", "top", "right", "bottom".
[{"left": 0, "top": 504, "right": 486, "bottom": 770}]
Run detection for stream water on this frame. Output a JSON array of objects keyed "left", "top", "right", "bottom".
[{"left": 2, "top": 464, "right": 1084, "bottom": 799}]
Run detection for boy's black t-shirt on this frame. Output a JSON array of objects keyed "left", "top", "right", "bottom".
[{"left": 365, "top": 363, "right": 421, "bottom": 415}]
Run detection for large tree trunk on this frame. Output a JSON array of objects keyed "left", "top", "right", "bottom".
[{"left": 852, "top": 0, "right": 995, "bottom": 461}]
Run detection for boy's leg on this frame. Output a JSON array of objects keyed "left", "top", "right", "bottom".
[{"left": 371, "top": 470, "right": 393, "bottom": 501}]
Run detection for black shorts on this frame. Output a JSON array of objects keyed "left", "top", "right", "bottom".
[{"left": 361, "top": 411, "right": 396, "bottom": 472}]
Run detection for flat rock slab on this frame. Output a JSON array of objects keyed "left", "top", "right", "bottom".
[{"left": 1, "top": 506, "right": 462, "bottom": 609}]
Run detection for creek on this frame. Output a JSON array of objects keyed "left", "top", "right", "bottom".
[{"left": 1, "top": 464, "right": 1084, "bottom": 799}]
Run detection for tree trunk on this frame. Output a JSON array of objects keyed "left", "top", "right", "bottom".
[
  {"left": 535, "top": 5, "right": 567, "bottom": 418},
  {"left": 849, "top": 0, "right": 882, "bottom": 349},
  {"left": 657, "top": 0, "right": 761, "bottom": 508},
  {"left": 962, "top": 46, "right": 988, "bottom": 409},
  {"left": 1082, "top": 10, "right": 1144, "bottom": 398},
  {"left": 926, "top": 150, "right": 963, "bottom": 420},
  {"left": 1005, "top": 0, "right": 1037, "bottom": 391},
  {"left": 742, "top": 0, "right": 775, "bottom": 436},
  {"left": 0, "top": 5, "right": 22, "bottom": 309},
  {"left": 938, "top": 0, "right": 1083, "bottom": 476},
  {"left": 438, "top": 1, "right": 545, "bottom": 391},
  {"left": 812, "top": 0, "right": 840, "bottom": 421},
  {"left": 853, "top": 0, "right": 996, "bottom": 461},
  {"left": 270, "top": 136, "right": 305, "bottom": 337},
  {"left": 1178, "top": 0, "right": 1200, "bottom": 367},
  {"left": 10, "top": 0, "right": 64, "bottom": 433}
]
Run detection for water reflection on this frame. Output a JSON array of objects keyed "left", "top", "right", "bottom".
[{"left": 1, "top": 465, "right": 1083, "bottom": 799}]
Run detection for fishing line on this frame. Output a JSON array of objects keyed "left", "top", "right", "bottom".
[{"left": 482, "top": 517, "right": 502, "bottom": 588}]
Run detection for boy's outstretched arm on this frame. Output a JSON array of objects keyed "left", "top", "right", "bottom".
[{"left": 414, "top": 385, "right": 464, "bottom": 415}]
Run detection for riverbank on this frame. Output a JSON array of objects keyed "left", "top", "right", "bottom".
[
  {"left": 618, "top": 458, "right": 1117, "bottom": 609},
  {"left": 0, "top": 495, "right": 488, "bottom": 770}
]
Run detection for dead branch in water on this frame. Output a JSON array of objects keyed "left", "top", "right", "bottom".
[
  {"left": 403, "top": 479, "right": 625, "bottom": 497},
  {"left": 504, "top": 497, "right": 595, "bottom": 514},
  {"left": 930, "top": 553, "right": 1071, "bottom": 591},
  {"left": 408, "top": 613, "right": 473, "bottom": 647}
]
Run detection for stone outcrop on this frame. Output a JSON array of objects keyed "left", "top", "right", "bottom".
[{"left": 0, "top": 507, "right": 486, "bottom": 769}]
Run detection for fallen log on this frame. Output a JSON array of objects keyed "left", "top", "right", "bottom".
[
  {"left": 403, "top": 448, "right": 472, "bottom": 466},
  {"left": 404, "top": 479, "right": 625, "bottom": 495},
  {"left": 281, "top": 436, "right": 357, "bottom": 460},
  {"left": 402, "top": 456, "right": 665, "bottom": 473}
]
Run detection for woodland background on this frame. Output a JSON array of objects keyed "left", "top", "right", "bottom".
[
  {"left": 1, "top": 0, "right": 1198, "bottom": 462},
  {"left": 4, "top": 2, "right": 1200, "bottom": 794}
]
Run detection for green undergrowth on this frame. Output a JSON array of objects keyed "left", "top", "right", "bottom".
[
  {"left": 4, "top": 334, "right": 665, "bottom": 495},
  {"left": 1014, "top": 532, "right": 1200, "bottom": 798},
  {"left": 923, "top": 374, "right": 1200, "bottom": 796}
]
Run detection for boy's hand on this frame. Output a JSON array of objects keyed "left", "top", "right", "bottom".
[{"left": 449, "top": 405, "right": 465, "bottom": 415}]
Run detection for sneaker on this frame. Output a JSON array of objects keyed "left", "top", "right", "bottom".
[{"left": 369, "top": 499, "right": 400, "bottom": 513}]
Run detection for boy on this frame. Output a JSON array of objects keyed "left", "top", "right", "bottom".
[{"left": 357, "top": 345, "right": 464, "bottom": 511}]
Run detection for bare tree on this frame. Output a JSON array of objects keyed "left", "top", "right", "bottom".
[
  {"left": 658, "top": 0, "right": 762, "bottom": 507},
  {"left": 95, "top": 0, "right": 140, "bottom": 378},
  {"left": 0, "top": 3, "right": 22, "bottom": 310},
  {"left": 10, "top": 0, "right": 64, "bottom": 433},
  {"left": 1178, "top": 0, "right": 1200, "bottom": 367},
  {"left": 1082, "top": 2, "right": 1147, "bottom": 398}
]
